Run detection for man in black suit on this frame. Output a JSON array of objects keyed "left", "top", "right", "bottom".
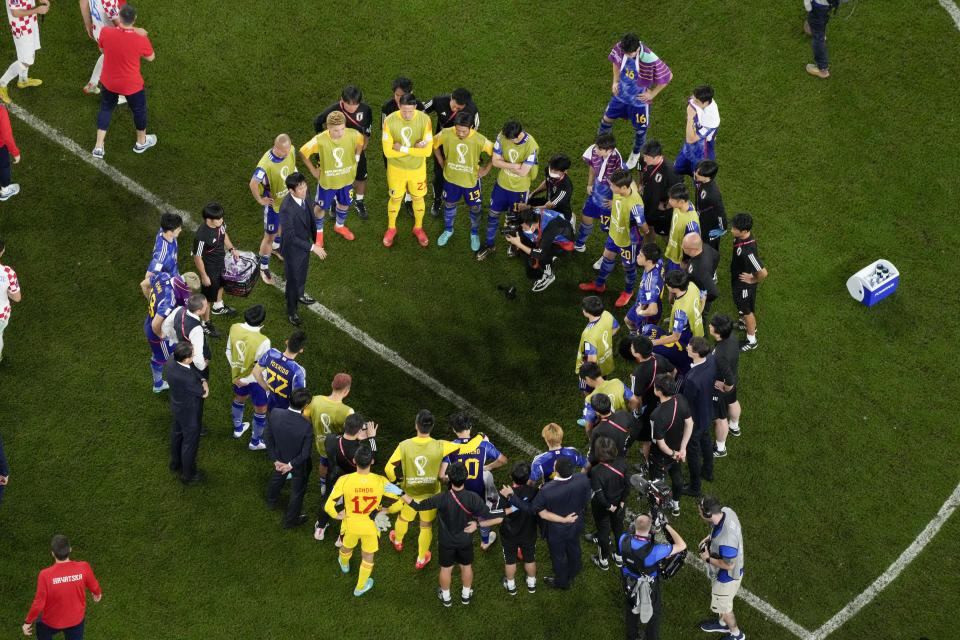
[
  {"left": 278, "top": 172, "right": 325, "bottom": 326},
  {"left": 264, "top": 387, "right": 314, "bottom": 528},
  {"left": 681, "top": 336, "right": 717, "bottom": 497},
  {"left": 531, "top": 456, "right": 592, "bottom": 589},
  {"left": 164, "top": 341, "right": 208, "bottom": 484}
]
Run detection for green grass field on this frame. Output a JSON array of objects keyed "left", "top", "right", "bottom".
[{"left": 1, "top": 1, "right": 959, "bottom": 638}]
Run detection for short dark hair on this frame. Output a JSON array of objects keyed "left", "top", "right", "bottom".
[
  {"left": 732, "top": 212, "right": 754, "bottom": 232},
  {"left": 639, "top": 242, "right": 661, "bottom": 264},
  {"left": 693, "top": 85, "right": 715, "bottom": 103},
  {"left": 668, "top": 183, "right": 689, "bottom": 201},
  {"left": 631, "top": 335, "right": 653, "bottom": 358},
  {"left": 710, "top": 313, "right": 733, "bottom": 339},
  {"left": 654, "top": 373, "right": 676, "bottom": 396},
  {"left": 640, "top": 140, "right": 662, "bottom": 157},
  {"left": 202, "top": 202, "right": 224, "bottom": 220},
  {"left": 510, "top": 461, "right": 531, "bottom": 485},
  {"left": 287, "top": 330, "right": 307, "bottom": 353},
  {"left": 502, "top": 121, "right": 523, "bottom": 139},
  {"left": 51, "top": 535, "right": 71, "bottom": 561},
  {"left": 578, "top": 361, "right": 602, "bottom": 380},
  {"left": 582, "top": 295, "right": 604, "bottom": 317},
  {"left": 593, "top": 436, "right": 618, "bottom": 463},
  {"left": 520, "top": 207, "right": 540, "bottom": 226},
  {"left": 595, "top": 133, "right": 616, "bottom": 150},
  {"left": 343, "top": 413, "right": 365, "bottom": 436},
  {"left": 244, "top": 304, "right": 266, "bottom": 327},
  {"left": 290, "top": 388, "right": 312, "bottom": 410},
  {"left": 173, "top": 341, "right": 193, "bottom": 362},
  {"left": 448, "top": 411, "right": 474, "bottom": 434},
  {"left": 415, "top": 409, "right": 434, "bottom": 434},
  {"left": 664, "top": 269, "right": 689, "bottom": 291},
  {"left": 341, "top": 85, "right": 363, "bottom": 104},
  {"left": 118, "top": 3, "right": 136, "bottom": 25},
  {"left": 688, "top": 336, "right": 712, "bottom": 357},
  {"left": 610, "top": 169, "right": 633, "bottom": 188},
  {"left": 590, "top": 392, "right": 612, "bottom": 415},
  {"left": 391, "top": 76, "right": 413, "bottom": 93},
  {"left": 620, "top": 33, "right": 641, "bottom": 53},
  {"left": 160, "top": 212, "right": 183, "bottom": 232},
  {"left": 353, "top": 442, "right": 374, "bottom": 469},
  {"left": 453, "top": 111, "right": 473, "bottom": 127},
  {"left": 285, "top": 171, "right": 307, "bottom": 190},
  {"left": 398, "top": 93, "right": 419, "bottom": 107},
  {"left": 186, "top": 293, "right": 207, "bottom": 313},
  {"left": 451, "top": 87, "right": 472, "bottom": 104},
  {"left": 699, "top": 494, "right": 723, "bottom": 517},
  {"left": 696, "top": 159, "right": 718, "bottom": 179},
  {"left": 448, "top": 461, "right": 468, "bottom": 487},
  {"left": 548, "top": 153, "right": 571, "bottom": 172},
  {"left": 554, "top": 456, "right": 574, "bottom": 479}
]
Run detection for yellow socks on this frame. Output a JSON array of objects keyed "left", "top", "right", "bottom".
[
  {"left": 357, "top": 561, "right": 374, "bottom": 590},
  {"left": 394, "top": 517, "right": 410, "bottom": 542},
  {"left": 417, "top": 527, "right": 432, "bottom": 559},
  {"left": 412, "top": 196, "right": 425, "bottom": 228},
  {"left": 387, "top": 198, "right": 401, "bottom": 229}
]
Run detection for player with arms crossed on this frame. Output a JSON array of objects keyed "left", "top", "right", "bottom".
[
  {"left": 579, "top": 169, "right": 651, "bottom": 309},
  {"left": 249, "top": 134, "right": 297, "bottom": 284},
  {"left": 314, "top": 85, "right": 373, "bottom": 220},
  {"left": 79, "top": 0, "right": 120, "bottom": 96},
  {"left": 432, "top": 110, "right": 493, "bottom": 248},
  {"left": 597, "top": 33, "right": 672, "bottom": 169},
  {"left": 381, "top": 93, "right": 433, "bottom": 247},
  {"left": 326, "top": 443, "right": 402, "bottom": 597},
  {"left": 650, "top": 269, "right": 704, "bottom": 374},
  {"left": 384, "top": 409, "right": 483, "bottom": 569},
  {"left": 576, "top": 295, "right": 618, "bottom": 392},
  {"left": 300, "top": 110, "right": 365, "bottom": 246},
  {"left": 226, "top": 304, "right": 271, "bottom": 445}
]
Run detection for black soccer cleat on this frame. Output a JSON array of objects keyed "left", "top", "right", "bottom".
[
  {"left": 354, "top": 199, "right": 368, "bottom": 220},
  {"left": 740, "top": 340, "right": 758, "bottom": 352}
]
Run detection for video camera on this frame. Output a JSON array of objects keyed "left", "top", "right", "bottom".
[{"left": 629, "top": 472, "right": 686, "bottom": 579}]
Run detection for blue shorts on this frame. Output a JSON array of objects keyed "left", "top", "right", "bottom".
[
  {"left": 263, "top": 205, "right": 280, "bottom": 235},
  {"left": 443, "top": 180, "right": 482, "bottom": 208},
  {"left": 489, "top": 183, "right": 527, "bottom": 214},
  {"left": 603, "top": 233, "right": 639, "bottom": 265},
  {"left": 626, "top": 303, "right": 662, "bottom": 328},
  {"left": 234, "top": 382, "right": 268, "bottom": 407},
  {"left": 664, "top": 259, "right": 683, "bottom": 272},
  {"left": 316, "top": 185, "right": 353, "bottom": 211},
  {"left": 582, "top": 199, "right": 610, "bottom": 221},
  {"left": 603, "top": 98, "right": 650, "bottom": 131},
  {"left": 145, "top": 319, "right": 174, "bottom": 363},
  {"left": 674, "top": 141, "right": 715, "bottom": 176}
]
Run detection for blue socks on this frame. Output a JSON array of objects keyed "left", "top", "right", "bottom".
[
  {"left": 576, "top": 221, "right": 593, "bottom": 246},
  {"left": 259, "top": 254, "right": 270, "bottom": 268},
  {"left": 480, "top": 527, "right": 491, "bottom": 545},
  {"left": 598, "top": 118, "right": 614, "bottom": 136},
  {"left": 444, "top": 202, "right": 457, "bottom": 233},
  {"left": 150, "top": 361, "right": 164, "bottom": 387},
  {"left": 231, "top": 401, "right": 245, "bottom": 429},
  {"left": 314, "top": 215, "right": 325, "bottom": 233},
  {"left": 335, "top": 207, "right": 349, "bottom": 226},
  {"left": 633, "top": 127, "right": 648, "bottom": 154},
  {"left": 486, "top": 212, "right": 501, "bottom": 247},
  {"left": 252, "top": 411, "right": 267, "bottom": 441},
  {"left": 596, "top": 257, "right": 615, "bottom": 286},
  {"left": 624, "top": 263, "right": 637, "bottom": 293},
  {"left": 468, "top": 205, "right": 482, "bottom": 234}
]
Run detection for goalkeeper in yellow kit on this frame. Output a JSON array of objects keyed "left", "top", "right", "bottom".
[
  {"left": 385, "top": 409, "right": 483, "bottom": 569},
  {"left": 381, "top": 93, "right": 433, "bottom": 248},
  {"left": 325, "top": 442, "right": 403, "bottom": 597}
]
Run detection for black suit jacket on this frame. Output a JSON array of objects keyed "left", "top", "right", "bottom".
[
  {"left": 532, "top": 473, "right": 592, "bottom": 536},
  {"left": 164, "top": 360, "right": 204, "bottom": 419},
  {"left": 264, "top": 408, "right": 313, "bottom": 468},
  {"left": 682, "top": 356, "right": 717, "bottom": 432},
  {"left": 278, "top": 194, "right": 316, "bottom": 261}
]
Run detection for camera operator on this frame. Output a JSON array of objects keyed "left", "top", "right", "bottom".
[
  {"left": 697, "top": 495, "right": 745, "bottom": 640},
  {"left": 617, "top": 514, "right": 687, "bottom": 640},
  {"left": 503, "top": 207, "right": 574, "bottom": 293}
]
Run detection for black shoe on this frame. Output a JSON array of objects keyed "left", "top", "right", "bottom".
[
  {"left": 583, "top": 531, "right": 598, "bottom": 544},
  {"left": 702, "top": 470, "right": 715, "bottom": 482},
  {"left": 502, "top": 577, "right": 518, "bottom": 596},
  {"left": 476, "top": 245, "right": 495, "bottom": 261},
  {"left": 283, "top": 514, "right": 308, "bottom": 529},
  {"left": 298, "top": 294, "right": 316, "bottom": 305},
  {"left": 437, "top": 588, "right": 452, "bottom": 607},
  {"left": 431, "top": 200, "right": 442, "bottom": 218},
  {"left": 181, "top": 470, "right": 206, "bottom": 485},
  {"left": 591, "top": 554, "right": 610, "bottom": 571},
  {"left": 543, "top": 576, "right": 568, "bottom": 590},
  {"left": 740, "top": 339, "right": 758, "bottom": 352},
  {"left": 289, "top": 313, "right": 302, "bottom": 326},
  {"left": 211, "top": 304, "right": 237, "bottom": 316},
  {"left": 403, "top": 200, "right": 414, "bottom": 217},
  {"left": 461, "top": 590, "right": 472, "bottom": 605},
  {"left": 202, "top": 322, "right": 221, "bottom": 338},
  {"left": 355, "top": 199, "right": 368, "bottom": 220},
  {"left": 713, "top": 446, "right": 728, "bottom": 458}
]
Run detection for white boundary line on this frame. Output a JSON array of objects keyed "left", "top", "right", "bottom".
[
  {"left": 939, "top": 0, "right": 960, "bottom": 31},
  {"left": 13, "top": 96, "right": 957, "bottom": 639}
]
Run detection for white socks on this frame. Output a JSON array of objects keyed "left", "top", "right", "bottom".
[
  {"left": 526, "top": 576, "right": 536, "bottom": 589},
  {"left": 716, "top": 440, "right": 726, "bottom": 452},
  {"left": 746, "top": 333, "right": 757, "bottom": 344},
  {"left": 461, "top": 587, "right": 473, "bottom": 599},
  {"left": 89, "top": 55, "right": 104, "bottom": 86},
  {"left": 0, "top": 61, "right": 23, "bottom": 87}
]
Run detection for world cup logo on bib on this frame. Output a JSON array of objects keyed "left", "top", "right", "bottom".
[
  {"left": 456, "top": 143, "right": 469, "bottom": 165},
  {"left": 414, "top": 455, "right": 428, "bottom": 477},
  {"left": 507, "top": 149, "right": 519, "bottom": 175},
  {"left": 232, "top": 341, "right": 246, "bottom": 370},
  {"left": 332, "top": 147, "right": 345, "bottom": 169},
  {"left": 400, "top": 127, "right": 414, "bottom": 148}
]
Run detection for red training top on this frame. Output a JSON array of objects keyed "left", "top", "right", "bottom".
[
  {"left": 0, "top": 106, "right": 19, "bottom": 157},
  {"left": 25, "top": 561, "right": 102, "bottom": 628},
  {"left": 98, "top": 26, "right": 154, "bottom": 96}
]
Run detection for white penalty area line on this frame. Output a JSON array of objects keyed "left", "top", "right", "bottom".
[
  {"left": 939, "top": 0, "right": 960, "bottom": 31},
  {"left": 26, "top": 101, "right": 960, "bottom": 640}
]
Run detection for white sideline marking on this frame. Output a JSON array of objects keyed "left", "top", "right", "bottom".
[
  {"left": 20, "top": 98, "right": 960, "bottom": 639},
  {"left": 939, "top": 0, "right": 960, "bottom": 31}
]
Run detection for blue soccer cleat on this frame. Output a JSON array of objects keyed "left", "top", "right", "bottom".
[
  {"left": 354, "top": 578, "right": 374, "bottom": 596},
  {"left": 470, "top": 233, "right": 480, "bottom": 252},
  {"left": 438, "top": 230, "right": 454, "bottom": 247}
]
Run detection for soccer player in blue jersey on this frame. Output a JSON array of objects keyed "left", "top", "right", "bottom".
[
  {"left": 226, "top": 304, "right": 272, "bottom": 444},
  {"left": 440, "top": 412, "right": 507, "bottom": 551},
  {"left": 598, "top": 33, "right": 673, "bottom": 169},
  {"left": 139, "top": 212, "right": 183, "bottom": 297},
  {"left": 574, "top": 133, "right": 622, "bottom": 252},
  {"left": 251, "top": 330, "right": 307, "bottom": 450},
  {"left": 651, "top": 270, "right": 705, "bottom": 374},
  {"left": 144, "top": 271, "right": 198, "bottom": 393},
  {"left": 674, "top": 85, "right": 720, "bottom": 176},
  {"left": 625, "top": 242, "right": 665, "bottom": 334},
  {"left": 578, "top": 362, "right": 635, "bottom": 431},
  {"left": 529, "top": 423, "right": 587, "bottom": 486}
]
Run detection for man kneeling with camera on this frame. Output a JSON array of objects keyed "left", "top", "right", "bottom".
[{"left": 503, "top": 207, "right": 575, "bottom": 293}]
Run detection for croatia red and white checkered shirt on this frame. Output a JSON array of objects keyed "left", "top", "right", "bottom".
[
  {"left": 0, "top": 264, "right": 19, "bottom": 321},
  {"left": 6, "top": 0, "right": 37, "bottom": 40}
]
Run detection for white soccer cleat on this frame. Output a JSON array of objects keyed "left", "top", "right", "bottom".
[
  {"left": 233, "top": 422, "right": 250, "bottom": 439},
  {"left": 626, "top": 152, "right": 641, "bottom": 169},
  {"left": 0, "top": 183, "right": 20, "bottom": 201},
  {"left": 133, "top": 134, "right": 157, "bottom": 154}
]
